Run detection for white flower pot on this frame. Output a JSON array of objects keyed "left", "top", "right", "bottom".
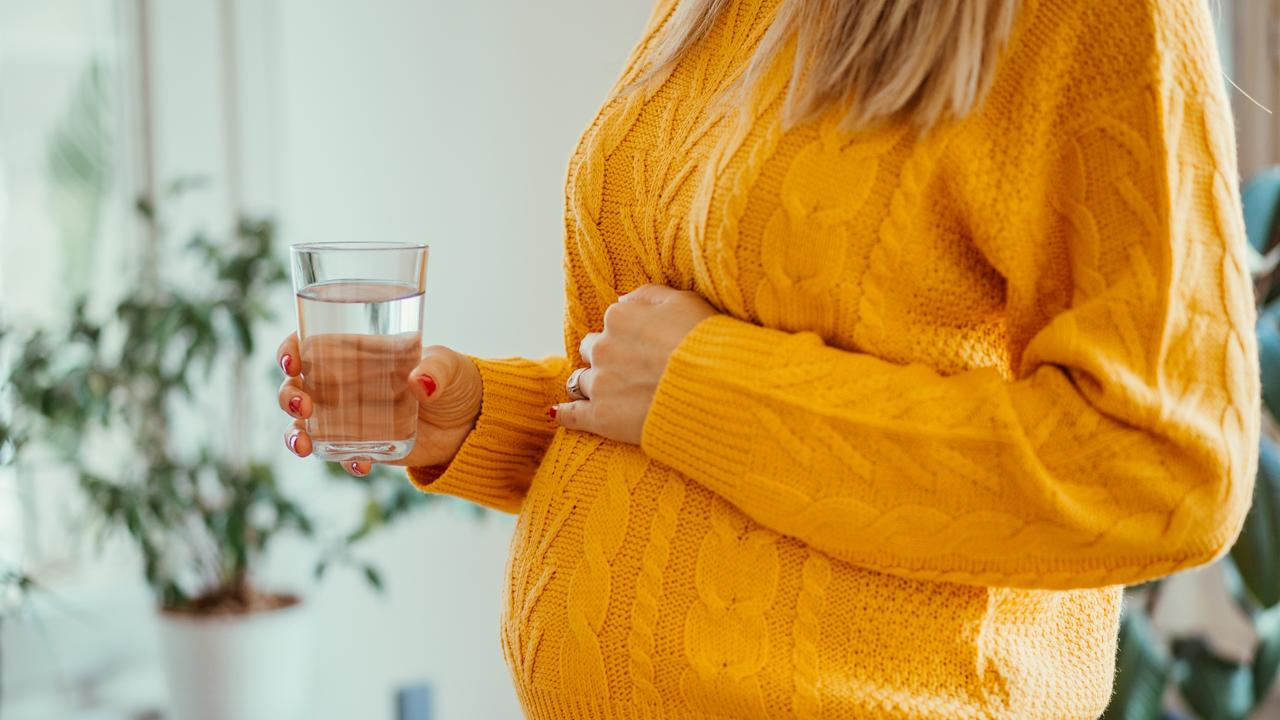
[{"left": 157, "top": 597, "right": 311, "bottom": 720}]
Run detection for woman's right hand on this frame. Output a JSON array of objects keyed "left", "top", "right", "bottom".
[{"left": 276, "top": 334, "right": 483, "bottom": 477}]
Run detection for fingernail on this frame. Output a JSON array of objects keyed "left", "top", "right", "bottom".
[
  {"left": 546, "top": 405, "right": 557, "bottom": 419},
  {"left": 419, "top": 375, "right": 437, "bottom": 397},
  {"left": 280, "top": 355, "right": 292, "bottom": 374},
  {"left": 287, "top": 432, "right": 299, "bottom": 454},
  {"left": 288, "top": 396, "right": 302, "bottom": 415},
  {"left": 349, "top": 461, "right": 365, "bottom": 476}
]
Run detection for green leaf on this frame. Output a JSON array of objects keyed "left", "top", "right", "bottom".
[
  {"left": 226, "top": 505, "right": 248, "bottom": 570},
  {"left": 45, "top": 61, "right": 111, "bottom": 294},
  {"left": 1259, "top": 305, "right": 1280, "bottom": 419},
  {"left": 1221, "top": 558, "right": 1261, "bottom": 621},
  {"left": 363, "top": 565, "right": 384, "bottom": 593},
  {"left": 160, "top": 582, "right": 188, "bottom": 611},
  {"left": 295, "top": 511, "right": 314, "bottom": 536},
  {"left": 229, "top": 309, "right": 253, "bottom": 355},
  {"left": 363, "top": 499, "right": 383, "bottom": 529},
  {"left": 1173, "top": 638, "right": 1255, "bottom": 720},
  {"left": 314, "top": 561, "right": 328, "bottom": 581},
  {"left": 1231, "top": 437, "right": 1280, "bottom": 608},
  {"left": 1104, "top": 608, "right": 1169, "bottom": 720},
  {"left": 1254, "top": 606, "right": 1280, "bottom": 702}
]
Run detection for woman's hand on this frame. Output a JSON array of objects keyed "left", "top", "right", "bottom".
[
  {"left": 554, "top": 284, "right": 717, "bottom": 444},
  {"left": 276, "top": 337, "right": 482, "bottom": 477}
]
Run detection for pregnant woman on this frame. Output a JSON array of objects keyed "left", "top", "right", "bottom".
[{"left": 277, "top": 0, "right": 1259, "bottom": 716}]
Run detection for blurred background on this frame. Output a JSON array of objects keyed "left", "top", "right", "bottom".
[
  {"left": 2, "top": 1, "right": 1280, "bottom": 720},
  {"left": 0, "top": 1, "right": 650, "bottom": 718}
]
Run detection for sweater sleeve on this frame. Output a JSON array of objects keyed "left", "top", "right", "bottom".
[
  {"left": 408, "top": 355, "right": 568, "bottom": 513},
  {"left": 639, "top": 29, "right": 1260, "bottom": 591}
]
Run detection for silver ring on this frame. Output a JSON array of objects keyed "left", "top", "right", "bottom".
[{"left": 566, "top": 367, "right": 589, "bottom": 401}]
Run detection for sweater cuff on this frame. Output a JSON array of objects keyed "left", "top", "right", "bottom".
[
  {"left": 641, "top": 315, "right": 789, "bottom": 483},
  {"left": 407, "top": 355, "right": 564, "bottom": 513}
]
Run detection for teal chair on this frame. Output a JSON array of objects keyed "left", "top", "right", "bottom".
[{"left": 1242, "top": 166, "right": 1280, "bottom": 253}]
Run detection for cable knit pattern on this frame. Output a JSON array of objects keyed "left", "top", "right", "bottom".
[
  {"left": 408, "top": 0, "right": 1259, "bottom": 716},
  {"left": 790, "top": 551, "right": 831, "bottom": 719},
  {"left": 561, "top": 446, "right": 649, "bottom": 696},
  {"left": 680, "top": 497, "right": 779, "bottom": 719},
  {"left": 628, "top": 477, "right": 686, "bottom": 712}
]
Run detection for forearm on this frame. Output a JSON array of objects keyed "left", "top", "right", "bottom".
[
  {"left": 640, "top": 315, "right": 1256, "bottom": 589},
  {"left": 409, "top": 355, "right": 568, "bottom": 513}
]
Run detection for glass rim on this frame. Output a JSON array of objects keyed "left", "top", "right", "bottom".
[{"left": 290, "top": 241, "right": 428, "bottom": 253}]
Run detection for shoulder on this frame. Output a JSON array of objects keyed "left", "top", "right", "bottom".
[
  {"left": 939, "top": 0, "right": 1237, "bottom": 268},
  {"left": 953, "top": 0, "right": 1229, "bottom": 164},
  {"left": 998, "top": 0, "right": 1223, "bottom": 114}
]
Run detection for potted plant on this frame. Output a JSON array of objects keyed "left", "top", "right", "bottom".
[{"left": 0, "top": 190, "right": 437, "bottom": 720}]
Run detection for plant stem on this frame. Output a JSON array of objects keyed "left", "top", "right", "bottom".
[{"left": 231, "top": 356, "right": 246, "bottom": 471}]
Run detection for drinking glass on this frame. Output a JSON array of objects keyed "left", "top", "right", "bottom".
[{"left": 290, "top": 242, "right": 428, "bottom": 463}]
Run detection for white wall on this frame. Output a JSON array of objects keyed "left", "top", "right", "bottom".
[{"left": 274, "top": 0, "right": 653, "bottom": 358}]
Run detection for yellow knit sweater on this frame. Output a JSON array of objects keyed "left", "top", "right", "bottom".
[{"left": 409, "top": 0, "right": 1260, "bottom": 716}]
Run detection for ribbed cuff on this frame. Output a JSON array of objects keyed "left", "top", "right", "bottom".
[
  {"left": 640, "top": 315, "right": 788, "bottom": 484},
  {"left": 407, "top": 355, "right": 566, "bottom": 513}
]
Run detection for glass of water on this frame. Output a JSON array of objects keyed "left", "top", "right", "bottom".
[{"left": 289, "top": 242, "right": 428, "bottom": 463}]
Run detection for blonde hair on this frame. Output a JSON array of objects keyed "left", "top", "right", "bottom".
[{"left": 635, "top": 0, "right": 1022, "bottom": 131}]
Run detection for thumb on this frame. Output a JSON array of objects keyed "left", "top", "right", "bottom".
[{"left": 410, "top": 346, "right": 482, "bottom": 425}]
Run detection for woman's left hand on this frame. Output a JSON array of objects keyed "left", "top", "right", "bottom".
[{"left": 553, "top": 284, "right": 717, "bottom": 444}]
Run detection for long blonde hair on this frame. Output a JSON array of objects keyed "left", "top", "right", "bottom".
[{"left": 635, "top": 0, "right": 1022, "bottom": 130}]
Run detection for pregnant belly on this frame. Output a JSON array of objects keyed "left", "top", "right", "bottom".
[{"left": 499, "top": 430, "right": 1118, "bottom": 719}]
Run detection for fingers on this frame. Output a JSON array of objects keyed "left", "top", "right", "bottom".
[
  {"left": 410, "top": 345, "right": 467, "bottom": 404},
  {"left": 575, "top": 367, "right": 598, "bottom": 400},
  {"left": 409, "top": 347, "right": 483, "bottom": 428},
  {"left": 282, "top": 420, "right": 370, "bottom": 478},
  {"left": 579, "top": 332, "right": 601, "bottom": 366},
  {"left": 276, "top": 332, "right": 301, "bottom": 377},
  {"left": 344, "top": 459, "right": 372, "bottom": 477},
  {"left": 550, "top": 400, "right": 592, "bottom": 431},
  {"left": 283, "top": 420, "right": 312, "bottom": 458},
  {"left": 617, "top": 283, "right": 676, "bottom": 305},
  {"left": 277, "top": 377, "right": 311, "bottom": 419}
]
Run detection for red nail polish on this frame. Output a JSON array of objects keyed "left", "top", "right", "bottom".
[
  {"left": 546, "top": 406, "right": 557, "bottom": 419},
  {"left": 419, "top": 375, "right": 437, "bottom": 397},
  {"left": 287, "top": 433, "right": 299, "bottom": 453},
  {"left": 288, "top": 396, "right": 301, "bottom": 414},
  {"left": 350, "top": 461, "right": 363, "bottom": 475},
  {"left": 280, "top": 355, "right": 292, "bottom": 374}
]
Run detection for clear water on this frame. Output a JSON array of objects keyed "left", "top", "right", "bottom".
[{"left": 296, "top": 280, "right": 423, "bottom": 462}]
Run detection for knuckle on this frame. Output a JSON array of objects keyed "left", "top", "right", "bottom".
[
  {"left": 591, "top": 337, "right": 614, "bottom": 364},
  {"left": 591, "top": 369, "right": 615, "bottom": 395},
  {"left": 579, "top": 373, "right": 599, "bottom": 400},
  {"left": 602, "top": 303, "right": 620, "bottom": 327}
]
